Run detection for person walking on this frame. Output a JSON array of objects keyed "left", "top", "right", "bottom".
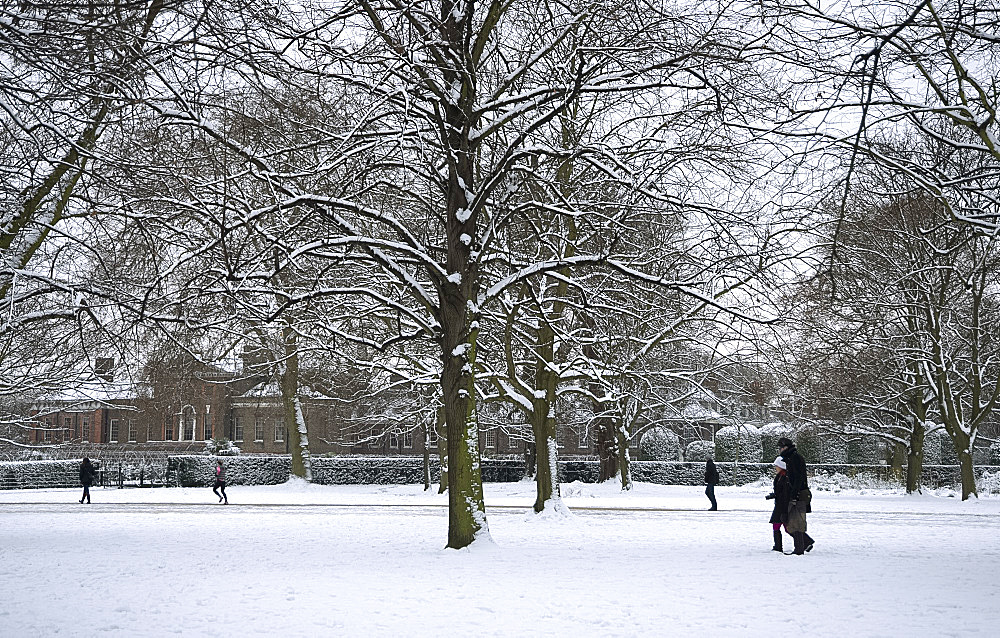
[
  {"left": 79, "top": 457, "right": 96, "bottom": 504},
  {"left": 704, "top": 458, "right": 720, "bottom": 511},
  {"left": 778, "top": 437, "right": 814, "bottom": 555},
  {"left": 212, "top": 459, "right": 228, "bottom": 505},
  {"left": 765, "top": 456, "right": 791, "bottom": 552}
]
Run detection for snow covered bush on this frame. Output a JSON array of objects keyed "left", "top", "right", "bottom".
[
  {"left": 0, "top": 460, "right": 82, "bottom": 489},
  {"left": 846, "top": 434, "right": 882, "bottom": 464},
  {"left": 203, "top": 438, "right": 241, "bottom": 456},
  {"left": 714, "top": 424, "right": 762, "bottom": 463},
  {"left": 796, "top": 426, "right": 849, "bottom": 464},
  {"left": 938, "top": 432, "right": 959, "bottom": 465},
  {"left": 921, "top": 427, "right": 949, "bottom": 464},
  {"left": 684, "top": 440, "right": 715, "bottom": 462},
  {"left": 990, "top": 443, "right": 1000, "bottom": 466},
  {"left": 758, "top": 422, "right": 794, "bottom": 461},
  {"left": 639, "top": 427, "right": 681, "bottom": 461}
]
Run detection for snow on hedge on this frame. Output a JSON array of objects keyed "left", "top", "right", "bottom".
[
  {"left": 758, "top": 421, "right": 794, "bottom": 460},
  {"left": 638, "top": 427, "right": 681, "bottom": 461},
  {"left": 714, "top": 423, "right": 762, "bottom": 463},
  {"left": 684, "top": 440, "right": 715, "bottom": 462}
]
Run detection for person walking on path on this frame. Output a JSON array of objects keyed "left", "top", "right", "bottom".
[
  {"left": 765, "top": 456, "right": 791, "bottom": 552},
  {"left": 704, "top": 458, "right": 720, "bottom": 511},
  {"left": 79, "top": 458, "right": 96, "bottom": 504},
  {"left": 212, "top": 459, "right": 228, "bottom": 505},
  {"left": 778, "top": 437, "right": 814, "bottom": 555}
]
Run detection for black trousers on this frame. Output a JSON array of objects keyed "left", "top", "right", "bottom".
[{"left": 705, "top": 484, "right": 717, "bottom": 509}]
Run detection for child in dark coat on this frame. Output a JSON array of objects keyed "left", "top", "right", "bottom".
[{"left": 765, "top": 456, "right": 790, "bottom": 552}]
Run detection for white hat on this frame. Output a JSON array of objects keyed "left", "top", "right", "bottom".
[{"left": 773, "top": 456, "right": 787, "bottom": 470}]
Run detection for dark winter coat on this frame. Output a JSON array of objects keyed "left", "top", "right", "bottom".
[
  {"left": 779, "top": 444, "right": 809, "bottom": 499},
  {"left": 79, "top": 461, "right": 96, "bottom": 487},
  {"left": 705, "top": 460, "right": 720, "bottom": 486},
  {"left": 767, "top": 471, "right": 790, "bottom": 525},
  {"left": 786, "top": 489, "right": 811, "bottom": 533}
]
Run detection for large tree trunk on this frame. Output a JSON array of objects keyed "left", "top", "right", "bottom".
[
  {"left": 616, "top": 422, "right": 632, "bottom": 492},
  {"left": 523, "top": 441, "right": 536, "bottom": 480},
  {"left": 957, "top": 448, "right": 977, "bottom": 500},
  {"left": 905, "top": 420, "right": 925, "bottom": 494},
  {"left": 423, "top": 422, "right": 432, "bottom": 491},
  {"left": 530, "top": 395, "right": 560, "bottom": 512},
  {"left": 905, "top": 393, "right": 928, "bottom": 494},
  {"left": 435, "top": 0, "right": 491, "bottom": 549},
  {"left": 595, "top": 420, "right": 618, "bottom": 483},
  {"left": 279, "top": 328, "right": 310, "bottom": 481},
  {"left": 531, "top": 320, "right": 563, "bottom": 513},
  {"left": 889, "top": 441, "right": 906, "bottom": 483},
  {"left": 436, "top": 405, "right": 448, "bottom": 494}
]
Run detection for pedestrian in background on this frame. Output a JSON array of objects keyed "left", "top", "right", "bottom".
[
  {"left": 79, "top": 457, "right": 96, "bottom": 504},
  {"left": 212, "top": 459, "right": 228, "bottom": 505},
  {"left": 705, "top": 458, "right": 720, "bottom": 511}
]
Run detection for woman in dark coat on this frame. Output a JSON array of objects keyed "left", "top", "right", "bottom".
[
  {"left": 704, "top": 459, "right": 720, "bottom": 511},
  {"left": 79, "top": 458, "right": 96, "bottom": 504},
  {"left": 766, "top": 457, "right": 791, "bottom": 551}
]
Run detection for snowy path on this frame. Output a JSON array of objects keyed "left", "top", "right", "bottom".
[{"left": 1, "top": 481, "right": 998, "bottom": 637}]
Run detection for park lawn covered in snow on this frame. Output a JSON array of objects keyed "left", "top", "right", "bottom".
[{"left": 2, "top": 478, "right": 999, "bottom": 637}]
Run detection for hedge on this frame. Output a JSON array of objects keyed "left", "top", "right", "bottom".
[{"left": 4, "top": 456, "right": 999, "bottom": 490}]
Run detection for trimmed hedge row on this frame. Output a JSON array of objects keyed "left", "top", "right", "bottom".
[{"left": 3, "top": 456, "right": 998, "bottom": 490}]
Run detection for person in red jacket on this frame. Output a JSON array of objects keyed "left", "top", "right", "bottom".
[{"left": 212, "top": 459, "right": 228, "bottom": 505}]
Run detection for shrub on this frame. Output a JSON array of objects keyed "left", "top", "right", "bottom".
[
  {"left": 759, "top": 422, "right": 794, "bottom": 461},
  {"left": 684, "top": 440, "right": 715, "bottom": 462},
  {"left": 639, "top": 427, "right": 681, "bottom": 461},
  {"left": 847, "top": 434, "right": 882, "bottom": 464},
  {"left": 203, "top": 437, "right": 241, "bottom": 456},
  {"left": 715, "top": 423, "right": 762, "bottom": 463}
]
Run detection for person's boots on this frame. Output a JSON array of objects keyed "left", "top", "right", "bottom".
[
  {"left": 791, "top": 532, "right": 805, "bottom": 555},
  {"left": 804, "top": 533, "right": 815, "bottom": 553},
  {"left": 772, "top": 530, "right": 783, "bottom": 552}
]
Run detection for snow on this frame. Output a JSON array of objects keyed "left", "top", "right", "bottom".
[{"left": 2, "top": 481, "right": 999, "bottom": 636}]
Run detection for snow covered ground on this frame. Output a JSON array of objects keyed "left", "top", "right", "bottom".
[{"left": 2, "top": 477, "right": 999, "bottom": 637}]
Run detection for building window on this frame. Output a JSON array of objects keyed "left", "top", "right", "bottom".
[
  {"left": 64, "top": 417, "right": 73, "bottom": 439},
  {"left": 367, "top": 429, "right": 379, "bottom": 448},
  {"left": 164, "top": 415, "right": 173, "bottom": 441},
  {"left": 43, "top": 418, "right": 53, "bottom": 442},
  {"left": 182, "top": 409, "right": 195, "bottom": 440},
  {"left": 578, "top": 427, "right": 589, "bottom": 449},
  {"left": 82, "top": 416, "right": 91, "bottom": 442},
  {"left": 428, "top": 426, "right": 439, "bottom": 448},
  {"left": 254, "top": 417, "right": 265, "bottom": 442},
  {"left": 128, "top": 420, "right": 138, "bottom": 443},
  {"left": 110, "top": 419, "right": 119, "bottom": 443},
  {"left": 389, "top": 429, "right": 400, "bottom": 449},
  {"left": 204, "top": 413, "right": 213, "bottom": 441},
  {"left": 275, "top": 419, "right": 285, "bottom": 443},
  {"left": 403, "top": 430, "right": 413, "bottom": 449},
  {"left": 234, "top": 416, "right": 244, "bottom": 442},
  {"left": 485, "top": 428, "right": 496, "bottom": 449}
]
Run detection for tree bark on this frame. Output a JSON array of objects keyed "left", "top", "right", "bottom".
[
  {"left": 279, "top": 328, "right": 310, "bottom": 481},
  {"left": 616, "top": 422, "right": 632, "bottom": 491}
]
